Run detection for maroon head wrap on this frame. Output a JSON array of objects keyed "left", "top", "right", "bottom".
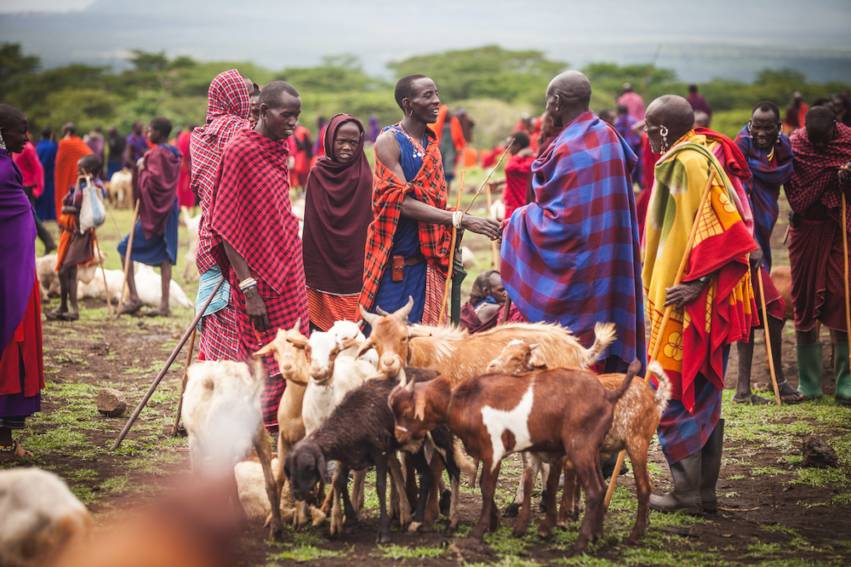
[{"left": 302, "top": 114, "right": 373, "bottom": 295}]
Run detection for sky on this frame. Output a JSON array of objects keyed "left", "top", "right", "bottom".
[{"left": 2, "top": 0, "right": 850, "bottom": 82}]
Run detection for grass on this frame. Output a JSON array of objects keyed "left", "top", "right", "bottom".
[
  {"left": 377, "top": 544, "right": 446, "bottom": 560},
  {"left": 265, "top": 545, "right": 343, "bottom": 563}
]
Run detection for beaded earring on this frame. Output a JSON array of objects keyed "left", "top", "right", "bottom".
[{"left": 660, "top": 125, "right": 669, "bottom": 152}]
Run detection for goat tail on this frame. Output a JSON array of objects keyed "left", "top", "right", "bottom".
[
  {"left": 605, "top": 359, "right": 641, "bottom": 403},
  {"left": 452, "top": 437, "right": 477, "bottom": 479},
  {"left": 250, "top": 357, "right": 267, "bottom": 395},
  {"left": 583, "top": 322, "right": 617, "bottom": 367},
  {"left": 647, "top": 360, "right": 671, "bottom": 415}
]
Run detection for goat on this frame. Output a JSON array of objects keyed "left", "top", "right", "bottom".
[
  {"left": 285, "top": 370, "right": 441, "bottom": 542},
  {"left": 0, "top": 467, "right": 92, "bottom": 567},
  {"left": 180, "top": 360, "right": 281, "bottom": 539},
  {"left": 181, "top": 210, "right": 202, "bottom": 282},
  {"left": 107, "top": 168, "right": 133, "bottom": 208},
  {"left": 77, "top": 264, "right": 192, "bottom": 308},
  {"left": 388, "top": 362, "right": 640, "bottom": 551},
  {"left": 489, "top": 339, "right": 671, "bottom": 542}
]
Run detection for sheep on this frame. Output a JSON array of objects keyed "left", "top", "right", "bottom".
[
  {"left": 77, "top": 264, "right": 192, "bottom": 308},
  {"left": 108, "top": 168, "right": 133, "bottom": 208},
  {"left": 181, "top": 210, "right": 202, "bottom": 282},
  {"left": 0, "top": 467, "right": 92, "bottom": 567},
  {"left": 388, "top": 362, "right": 640, "bottom": 552},
  {"left": 285, "top": 370, "right": 442, "bottom": 542},
  {"left": 180, "top": 360, "right": 282, "bottom": 539},
  {"left": 489, "top": 339, "right": 671, "bottom": 542}
]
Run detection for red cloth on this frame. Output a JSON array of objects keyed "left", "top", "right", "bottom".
[
  {"left": 503, "top": 153, "right": 534, "bottom": 218},
  {"left": 358, "top": 127, "right": 451, "bottom": 311},
  {"left": 307, "top": 289, "right": 360, "bottom": 332},
  {"left": 0, "top": 279, "right": 43, "bottom": 397},
  {"left": 54, "top": 135, "right": 91, "bottom": 220},
  {"left": 138, "top": 144, "right": 180, "bottom": 238},
  {"left": 302, "top": 114, "right": 372, "bottom": 295},
  {"left": 12, "top": 142, "right": 43, "bottom": 197},
  {"left": 788, "top": 122, "right": 851, "bottom": 232},
  {"left": 176, "top": 130, "right": 193, "bottom": 208},
  {"left": 292, "top": 125, "right": 312, "bottom": 188}
]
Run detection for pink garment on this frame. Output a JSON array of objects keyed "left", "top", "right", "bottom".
[
  {"left": 12, "top": 142, "right": 44, "bottom": 198},
  {"left": 617, "top": 92, "right": 646, "bottom": 121}
]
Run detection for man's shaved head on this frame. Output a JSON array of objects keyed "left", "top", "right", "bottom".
[
  {"left": 0, "top": 103, "right": 25, "bottom": 131},
  {"left": 259, "top": 81, "right": 300, "bottom": 108},
  {"left": 645, "top": 95, "right": 695, "bottom": 153},
  {"left": 805, "top": 105, "right": 836, "bottom": 149},
  {"left": 547, "top": 70, "right": 592, "bottom": 107}
]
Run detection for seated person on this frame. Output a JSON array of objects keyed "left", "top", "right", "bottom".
[{"left": 460, "top": 270, "right": 507, "bottom": 333}]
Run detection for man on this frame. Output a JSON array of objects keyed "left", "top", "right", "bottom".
[
  {"left": 501, "top": 70, "right": 646, "bottom": 373},
  {"left": 191, "top": 69, "right": 254, "bottom": 363},
  {"left": 502, "top": 132, "right": 534, "bottom": 218},
  {"left": 734, "top": 102, "right": 802, "bottom": 404},
  {"left": 787, "top": 106, "right": 851, "bottom": 405},
  {"left": 124, "top": 122, "right": 148, "bottom": 167},
  {"left": 643, "top": 95, "right": 757, "bottom": 513},
  {"left": 54, "top": 123, "right": 92, "bottom": 220},
  {"left": 12, "top": 132, "right": 55, "bottom": 253},
  {"left": 35, "top": 128, "right": 57, "bottom": 221},
  {"left": 615, "top": 104, "right": 643, "bottom": 187},
  {"left": 783, "top": 92, "right": 809, "bottom": 135},
  {"left": 117, "top": 117, "right": 180, "bottom": 317},
  {"left": 209, "top": 81, "right": 308, "bottom": 431},
  {"left": 106, "top": 127, "right": 126, "bottom": 178},
  {"left": 0, "top": 104, "right": 45, "bottom": 459},
  {"left": 617, "top": 82, "right": 645, "bottom": 121},
  {"left": 360, "top": 75, "right": 500, "bottom": 324},
  {"left": 687, "top": 84, "right": 712, "bottom": 124},
  {"left": 460, "top": 270, "right": 507, "bottom": 333}
]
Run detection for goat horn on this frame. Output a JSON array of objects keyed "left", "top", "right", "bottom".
[
  {"left": 393, "top": 296, "right": 415, "bottom": 322},
  {"left": 359, "top": 304, "right": 381, "bottom": 327},
  {"left": 291, "top": 317, "right": 301, "bottom": 332},
  {"left": 405, "top": 371, "right": 416, "bottom": 393},
  {"left": 376, "top": 306, "right": 391, "bottom": 316}
]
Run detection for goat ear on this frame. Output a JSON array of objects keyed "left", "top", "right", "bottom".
[
  {"left": 407, "top": 326, "right": 432, "bottom": 338},
  {"left": 359, "top": 304, "right": 380, "bottom": 327},
  {"left": 254, "top": 342, "right": 276, "bottom": 358},
  {"left": 339, "top": 336, "right": 358, "bottom": 351},
  {"left": 355, "top": 337, "right": 374, "bottom": 359},
  {"left": 413, "top": 388, "right": 426, "bottom": 421},
  {"left": 404, "top": 371, "right": 416, "bottom": 392}
]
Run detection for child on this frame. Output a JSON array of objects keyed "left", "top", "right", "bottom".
[{"left": 47, "top": 154, "right": 104, "bottom": 321}]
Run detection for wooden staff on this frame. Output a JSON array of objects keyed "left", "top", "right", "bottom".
[
  {"left": 439, "top": 168, "right": 465, "bottom": 324},
  {"left": 756, "top": 267, "right": 782, "bottom": 406},
  {"left": 116, "top": 199, "right": 140, "bottom": 315},
  {"left": 484, "top": 181, "right": 499, "bottom": 267},
  {"left": 91, "top": 231, "right": 113, "bottom": 316},
  {"left": 604, "top": 168, "right": 717, "bottom": 508},
  {"left": 170, "top": 327, "right": 198, "bottom": 436},
  {"left": 843, "top": 194, "right": 851, "bottom": 372},
  {"left": 112, "top": 277, "right": 224, "bottom": 450},
  {"left": 463, "top": 139, "right": 514, "bottom": 215}
]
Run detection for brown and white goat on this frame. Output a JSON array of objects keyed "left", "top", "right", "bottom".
[
  {"left": 389, "top": 362, "right": 639, "bottom": 551},
  {"left": 489, "top": 339, "right": 670, "bottom": 542}
]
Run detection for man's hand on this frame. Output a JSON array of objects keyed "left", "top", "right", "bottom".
[
  {"left": 749, "top": 247, "right": 764, "bottom": 269},
  {"left": 838, "top": 162, "right": 851, "bottom": 185},
  {"left": 244, "top": 287, "right": 270, "bottom": 331},
  {"left": 461, "top": 215, "right": 501, "bottom": 241},
  {"left": 665, "top": 280, "right": 705, "bottom": 309}
]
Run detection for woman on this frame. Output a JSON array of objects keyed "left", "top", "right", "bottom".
[
  {"left": 302, "top": 114, "right": 372, "bottom": 330},
  {"left": 0, "top": 103, "right": 45, "bottom": 459}
]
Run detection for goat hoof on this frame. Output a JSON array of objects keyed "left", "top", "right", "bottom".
[
  {"left": 503, "top": 502, "right": 520, "bottom": 518},
  {"left": 407, "top": 521, "right": 422, "bottom": 533}
]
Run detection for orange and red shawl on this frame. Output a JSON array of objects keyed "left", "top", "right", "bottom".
[
  {"left": 358, "top": 131, "right": 451, "bottom": 311},
  {"left": 53, "top": 135, "right": 91, "bottom": 220}
]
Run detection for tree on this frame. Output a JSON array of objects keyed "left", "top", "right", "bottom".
[
  {"left": 129, "top": 50, "right": 169, "bottom": 73},
  {"left": 0, "top": 43, "right": 40, "bottom": 98}
]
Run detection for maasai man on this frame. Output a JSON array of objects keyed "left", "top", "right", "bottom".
[
  {"left": 35, "top": 128, "right": 57, "bottom": 221},
  {"left": 13, "top": 134, "right": 55, "bottom": 253},
  {"left": 210, "top": 81, "right": 308, "bottom": 431},
  {"left": 687, "top": 85, "right": 712, "bottom": 124},
  {"left": 176, "top": 126, "right": 194, "bottom": 209},
  {"left": 502, "top": 132, "right": 534, "bottom": 219},
  {"left": 291, "top": 124, "right": 313, "bottom": 190},
  {"left": 501, "top": 70, "right": 646, "bottom": 373},
  {"left": 117, "top": 117, "right": 180, "bottom": 317},
  {"left": 783, "top": 92, "right": 809, "bottom": 135},
  {"left": 0, "top": 104, "right": 45, "bottom": 459},
  {"left": 787, "top": 106, "right": 851, "bottom": 405},
  {"left": 191, "top": 69, "right": 254, "bottom": 363},
  {"left": 617, "top": 82, "right": 645, "bottom": 121},
  {"left": 643, "top": 95, "right": 757, "bottom": 513},
  {"left": 302, "top": 114, "right": 372, "bottom": 331},
  {"left": 54, "top": 123, "right": 91, "bottom": 220},
  {"left": 106, "top": 127, "right": 125, "bottom": 179},
  {"left": 734, "top": 102, "right": 803, "bottom": 404},
  {"left": 124, "top": 122, "right": 148, "bottom": 167},
  {"left": 360, "top": 75, "right": 500, "bottom": 324},
  {"left": 459, "top": 270, "right": 507, "bottom": 333},
  {"left": 616, "top": 104, "right": 643, "bottom": 187}
]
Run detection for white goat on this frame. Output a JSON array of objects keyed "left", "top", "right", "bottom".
[
  {"left": 181, "top": 360, "right": 282, "bottom": 539},
  {"left": 181, "top": 210, "right": 201, "bottom": 282},
  {"left": 77, "top": 264, "right": 192, "bottom": 308},
  {"left": 0, "top": 468, "right": 92, "bottom": 567}
]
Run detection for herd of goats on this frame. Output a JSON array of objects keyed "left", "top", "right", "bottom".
[{"left": 181, "top": 297, "right": 670, "bottom": 553}]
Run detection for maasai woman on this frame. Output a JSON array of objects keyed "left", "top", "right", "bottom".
[{"left": 302, "top": 114, "right": 372, "bottom": 331}]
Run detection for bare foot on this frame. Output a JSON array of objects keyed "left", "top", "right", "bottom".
[
  {"left": 0, "top": 441, "right": 32, "bottom": 461},
  {"left": 46, "top": 308, "right": 68, "bottom": 321},
  {"left": 117, "top": 299, "right": 143, "bottom": 315},
  {"left": 143, "top": 307, "right": 170, "bottom": 318},
  {"left": 60, "top": 311, "right": 79, "bottom": 321}
]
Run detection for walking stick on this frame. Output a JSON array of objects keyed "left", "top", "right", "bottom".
[
  {"left": 756, "top": 267, "right": 782, "bottom": 406},
  {"left": 116, "top": 199, "right": 140, "bottom": 315},
  {"left": 843, "top": 194, "right": 851, "bottom": 372},
  {"left": 484, "top": 181, "right": 499, "bottom": 267},
  {"left": 91, "top": 231, "right": 113, "bottom": 316},
  {"left": 440, "top": 168, "right": 465, "bottom": 324},
  {"left": 170, "top": 327, "right": 197, "bottom": 436},
  {"left": 604, "top": 168, "right": 717, "bottom": 508},
  {"left": 463, "top": 139, "right": 514, "bottom": 215},
  {"left": 112, "top": 277, "right": 224, "bottom": 450}
]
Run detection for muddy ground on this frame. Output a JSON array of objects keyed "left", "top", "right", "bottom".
[{"left": 4, "top": 196, "right": 851, "bottom": 566}]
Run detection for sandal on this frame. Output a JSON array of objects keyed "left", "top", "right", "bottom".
[
  {"left": 779, "top": 382, "right": 805, "bottom": 405},
  {"left": 732, "top": 393, "right": 770, "bottom": 405},
  {"left": 0, "top": 441, "right": 32, "bottom": 460}
]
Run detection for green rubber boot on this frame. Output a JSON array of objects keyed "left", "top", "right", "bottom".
[
  {"left": 834, "top": 339, "right": 851, "bottom": 405},
  {"left": 796, "top": 341, "right": 824, "bottom": 399}
]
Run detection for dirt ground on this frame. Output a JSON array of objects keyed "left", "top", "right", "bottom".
[{"left": 4, "top": 194, "right": 851, "bottom": 566}]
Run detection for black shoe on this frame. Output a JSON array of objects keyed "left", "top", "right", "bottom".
[
  {"left": 649, "top": 453, "right": 702, "bottom": 514},
  {"left": 700, "top": 419, "right": 724, "bottom": 513}
]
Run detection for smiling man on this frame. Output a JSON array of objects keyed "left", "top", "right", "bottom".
[
  {"left": 209, "top": 80, "right": 309, "bottom": 431},
  {"left": 360, "top": 74, "right": 500, "bottom": 324}
]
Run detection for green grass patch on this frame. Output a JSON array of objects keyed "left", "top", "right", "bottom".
[
  {"left": 265, "top": 544, "right": 342, "bottom": 563},
  {"left": 793, "top": 467, "right": 848, "bottom": 488},
  {"left": 377, "top": 543, "right": 445, "bottom": 560}
]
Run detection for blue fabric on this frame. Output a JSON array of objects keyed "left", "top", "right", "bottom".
[
  {"left": 34, "top": 139, "right": 57, "bottom": 221},
  {"left": 195, "top": 266, "right": 230, "bottom": 329},
  {"left": 373, "top": 125, "right": 428, "bottom": 323},
  {"left": 106, "top": 159, "right": 123, "bottom": 179},
  {"left": 117, "top": 198, "right": 179, "bottom": 265}
]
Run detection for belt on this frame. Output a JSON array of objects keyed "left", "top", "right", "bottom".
[{"left": 394, "top": 254, "right": 425, "bottom": 267}]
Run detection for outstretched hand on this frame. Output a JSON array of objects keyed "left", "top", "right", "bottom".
[
  {"left": 664, "top": 280, "right": 705, "bottom": 309},
  {"left": 462, "top": 215, "right": 501, "bottom": 241}
]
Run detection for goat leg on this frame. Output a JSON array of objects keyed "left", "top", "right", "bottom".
[
  {"left": 351, "top": 470, "right": 366, "bottom": 517},
  {"left": 329, "top": 467, "right": 348, "bottom": 537},
  {"left": 408, "top": 453, "right": 432, "bottom": 532},
  {"left": 340, "top": 472, "right": 358, "bottom": 526},
  {"left": 253, "top": 434, "right": 282, "bottom": 541},
  {"left": 558, "top": 463, "right": 580, "bottom": 528},
  {"left": 472, "top": 460, "right": 500, "bottom": 540},
  {"left": 448, "top": 473, "right": 460, "bottom": 531},
  {"left": 512, "top": 457, "right": 534, "bottom": 537},
  {"left": 628, "top": 442, "right": 651, "bottom": 544},
  {"left": 387, "top": 453, "right": 412, "bottom": 529},
  {"left": 538, "top": 457, "right": 562, "bottom": 539},
  {"left": 375, "top": 455, "right": 391, "bottom": 544}
]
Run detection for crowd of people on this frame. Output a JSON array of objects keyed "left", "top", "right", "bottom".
[{"left": 1, "top": 66, "right": 850, "bottom": 518}]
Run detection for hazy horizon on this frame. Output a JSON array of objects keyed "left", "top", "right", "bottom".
[{"left": 2, "top": 0, "right": 850, "bottom": 83}]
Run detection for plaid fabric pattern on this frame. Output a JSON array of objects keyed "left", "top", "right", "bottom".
[
  {"left": 190, "top": 69, "right": 251, "bottom": 274},
  {"left": 358, "top": 127, "right": 451, "bottom": 311},
  {"left": 657, "top": 373, "right": 722, "bottom": 463},
  {"left": 500, "top": 111, "right": 646, "bottom": 369},
  {"left": 197, "top": 304, "right": 241, "bottom": 361},
  {"left": 788, "top": 122, "right": 851, "bottom": 231}
]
